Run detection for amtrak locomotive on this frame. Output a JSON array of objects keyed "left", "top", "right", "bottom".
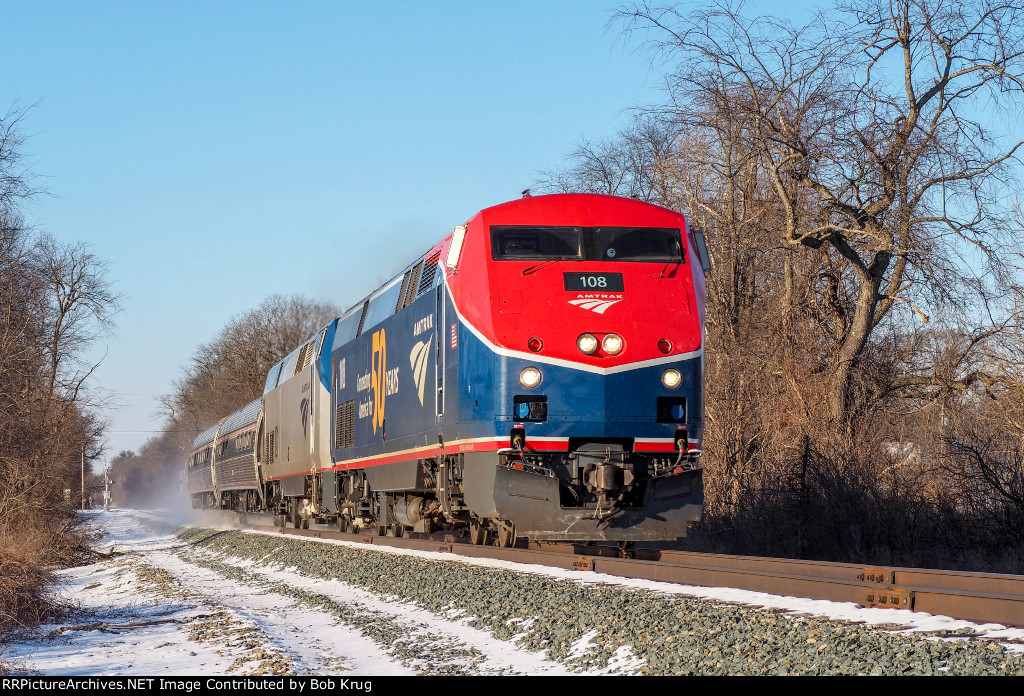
[{"left": 187, "top": 193, "right": 707, "bottom": 545}]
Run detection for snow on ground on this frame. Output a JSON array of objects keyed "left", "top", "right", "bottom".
[
  {"left": 5, "top": 509, "right": 575, "bottom": 676},
  {"left": 235, "top": 516, "right": 1024, "bottom": 651},
  {"left": 7, "top": 507, "right": 1024, "bottom": 676}
]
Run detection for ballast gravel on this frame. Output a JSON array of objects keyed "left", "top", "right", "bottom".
[{"left": 176, "top": 527, "right": 1024, "bottom": 675}]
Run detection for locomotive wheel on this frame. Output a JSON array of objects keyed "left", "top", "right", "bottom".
[
  {"left": 468, "top": 519, "right": 487, "bottom": 546},
  {"left": 289, "top": 504, "right": 301, "bottom": 529},
  {"left": 495, "top": 520, "right": 516, "bottom": 548},
  {"left": 389, "top": 523, "right": 404, "bottom": 538},
  {"left": 337, "top": 515, "right": 350, "bottom": 533}
]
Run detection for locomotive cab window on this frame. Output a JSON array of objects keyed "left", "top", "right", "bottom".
[
  {"left": 491, "top": 226, "right": 582, "bottom": 260},
  {"left": 591, "top": 227, "right": 682, "bottom": 262},
  {"left": 491, "top": 226, "right": 682, "bottom": 263}
]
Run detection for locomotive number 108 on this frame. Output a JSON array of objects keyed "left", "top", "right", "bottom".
[
  {"left": 187, "top": 193, "right": 708, "bottom": 546},
  {"left": 564, "top": 273, "right": 624, "bottom": 291}
]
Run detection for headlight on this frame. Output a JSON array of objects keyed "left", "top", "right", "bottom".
[
  {"left": 577, "top": 334, "right": 598, "bottom": 354},
  {"left": 662, "top": 369, "right": 682, "bottom": 389},
  {"left": 519, "top": 367, "right": 542, "bottom": 388},
  {"left": 602, "top": 334, "right": 623, "bottom": 355}
]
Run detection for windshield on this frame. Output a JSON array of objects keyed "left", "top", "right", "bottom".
[
  {"left": 591, "top": 227, "right": 682, "bottom": 262},
  {"left": 491, "top": 226, "right": 582, "bottom": 260},
  {"left": 491, "top": 225, "right": 682, "bottom": 263}
]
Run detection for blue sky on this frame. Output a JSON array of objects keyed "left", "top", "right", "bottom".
[{"left": 4, "top": 1, "right": 822, "bottom": 460}]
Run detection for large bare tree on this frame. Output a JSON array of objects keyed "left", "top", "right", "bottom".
[{"left": 620, "top": 0, "right": 1024, "bottom": 426}]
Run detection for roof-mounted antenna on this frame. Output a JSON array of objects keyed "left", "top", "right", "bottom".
[{"left": 521, "top": 188, "right": 531, "bottom": 198}]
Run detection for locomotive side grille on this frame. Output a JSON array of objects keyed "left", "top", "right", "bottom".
[
  {"left": 295, "top": 339, "right": 316, "bottom": 374},
  {"left": 418, "top": 251, "right": 441, "bottom": 296},
  {"left": 402, "top": 262, "right": 422, "bottom": 309},
  {"left": 335, "top": 403, "right": 343, "bottom": 448},
  {"left": 266, "top": 432, "right": 276, "bottom": 464},
  {"left": 302, "top": 339, "right": 315, "bottom": 368},
  {"left": 335, "top": 400, "right": 355, "bottom": 449}
]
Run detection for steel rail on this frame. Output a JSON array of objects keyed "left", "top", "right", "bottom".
[{"left": 203, "top": 511, "right": 1024, "bottom": 629}]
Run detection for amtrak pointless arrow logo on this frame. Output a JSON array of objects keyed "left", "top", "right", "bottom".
[
  {"left": 568, "top": 295, "right": 623, "bottom": 314},
  {"left": 409, "top": 335, "right": 432, "bottom": 406}
]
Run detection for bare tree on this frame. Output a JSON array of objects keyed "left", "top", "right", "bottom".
[
  {"left": 0, "top": 106, "right": 116, "bottom": 606},
  {"left": 99, "top": 294, "right": 344, "bottom": 512},
  {"left": 163, "top": 293, "right": 340, "bottom": 439},
  {"left": 536, "top": 1, "right": 1024, "bottom": 569},
  {"left": 0, "top": 104, "right": 41, "bottom": 211},
  {"left": 537, "top": 115, "right": 685, "bottom": 205},
  {"left": 620, "top": 0, "right": 1024, "bottom": 426},
  {"left": 33, "top": 235, "right": 120, "bottom": 402}
]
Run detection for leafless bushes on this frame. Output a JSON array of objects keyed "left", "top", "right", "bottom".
[{"left": 0, "top": 549, "right": 59, "bottom": 643}]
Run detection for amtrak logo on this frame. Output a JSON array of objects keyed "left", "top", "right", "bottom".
[
  {"left": 409, "top": 335, "right": 432, "bottom": 406},
  {"left": 568, "top": 294, "right": 623, "bottom": 314},
  {"left": 299, "top": 397, "right": 309, "bottom": 438}
]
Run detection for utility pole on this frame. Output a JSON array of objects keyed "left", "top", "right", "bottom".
[{"left": 103, "top": 459, "right": 111, "bottom": 512}]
